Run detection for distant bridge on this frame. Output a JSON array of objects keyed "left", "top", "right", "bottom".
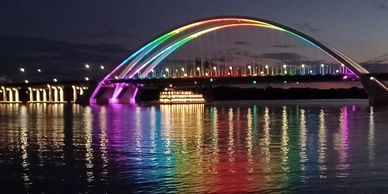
[
  {"left": 88, "top": 16, "right": 388, "bottom": 104},
  {"left": 0, "top": 81, "right": 93, "bottom": 104}
]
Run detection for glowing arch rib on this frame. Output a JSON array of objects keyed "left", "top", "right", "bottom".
[
  {"left": 115, "top": 17, "right": 370, "bottom": 79},
  {"left": 92, "top": 17, "right": 373, "bottom": 102}
]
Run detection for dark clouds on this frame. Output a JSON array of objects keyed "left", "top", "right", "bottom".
[
  {"left": 296, "top": 23, "right": 321, "bottom": 33},
  {"left": 0, "top": 36, "right": 130, "bottom": 82},
  {"left": 270, "top": 44, "right": 296, "bottom": 49},
  {"left": 377, "top": 2, "right": 388, "bottom": 11}
]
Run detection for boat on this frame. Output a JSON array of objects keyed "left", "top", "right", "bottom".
[{"left": 159, "top": 88, "right": 205, "bottom": 104}]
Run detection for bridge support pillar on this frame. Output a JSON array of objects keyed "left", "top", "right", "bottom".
[
  {"left": 89, "top": 82, "right": 115, "bottom": 104},
  {"left": 360, "top": 75, "right": 388, "bottom": 105},
  {"left": 1, "top": 87, "right": 6, "bottom": 102},
  {"left": 118, "top": 84, "right": 140, "bottom": 104}
]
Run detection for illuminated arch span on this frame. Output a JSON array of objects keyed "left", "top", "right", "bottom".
[{"left": 92, "top": 16, "right": 380, "bottom": 102}]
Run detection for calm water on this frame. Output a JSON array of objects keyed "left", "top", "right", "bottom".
[{"left": 1, "top": 100, "right": 388, "bottom": 193}]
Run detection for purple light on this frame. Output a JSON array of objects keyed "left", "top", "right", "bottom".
[{"left": 130, "top": 86, "right": 139, "bottom": 104}]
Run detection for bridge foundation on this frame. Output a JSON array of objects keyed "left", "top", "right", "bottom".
[
  {"left": 90, "top": 83, "right": 141, "bottom": 104},
  {"left": 360, "top": 75, "right": 388, "bottom": 105}
]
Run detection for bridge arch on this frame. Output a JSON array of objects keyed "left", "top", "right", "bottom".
[{"left": 91, "top": 16, "right": 388, "bottom": 104}]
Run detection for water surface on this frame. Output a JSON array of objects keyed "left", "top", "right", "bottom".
[{"left": 0, "top": 100, "right": 388, "bottom": 193}]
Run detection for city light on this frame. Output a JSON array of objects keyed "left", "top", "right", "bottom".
[
  {"left": 196, "top": 67, "right": 200, "bottom": 71},
  {"left": 370, "top": 76, "right": 375, "bottom": 81},
  {"left": 165, "top": 68, "right": 169, "bottom": 72},
  {"left": 85, "top": 64, "right": 90, "bottom": 69},
  {"left": 37, "top": 69, "right": 42, "bottom": 72},
  {"left": 248, "top": 65, "right": 251, "bottom": 69},
  {"left": 53, "top": 78, "right": 58, "bottom": 82},
  {"left": 213, "top": 66, "right": 216, "bottom": 70},
  {"left": 24, "top": 80, "right": 29, "bottom": 83},
  {"left": 19, "top": 68, "right": 25, "bottom": 72},
  {"left": 181, "top": 68, "right": 185, "bottom": 71},
  {"left": 100, "top": 65, "right": 105, "bottom": 70},
  {"left": 85, "top": 77, "right": 90, "bottom": 81}
]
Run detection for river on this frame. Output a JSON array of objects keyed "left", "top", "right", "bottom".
[{"left": 0, "top": 100, "right": 387, "bottom": 193}]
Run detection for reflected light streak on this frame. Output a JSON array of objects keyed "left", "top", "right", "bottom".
[
  {"left": 210, "top": 106, "right": 219, "bottom": 173},
  {"left": 318, "top": 109, "right": 327, "bottom": 179},
  {"left": 99, "top": 106, "right": 109, "bottom": 179},
  {"left": 246, "top": 107, "right": 253, "bottom": 172},
  {"left": 336, "top": 106, "right": 350, "bottom": 178},
  {"left": 83, "top": 107, "right": 94, "bottom": 183},
  {"left": 19, "top": 106, "right": 31, "bottom": 188},
  {"left": 228, "top": 108, "right": 235, "bottom": 170},
  {"left": 368, "top": 106, "right": 375, "bottom": 167},
  {"left": 261, "top": 107, "right": 271, "bottom": 174},
  {"left": 281, "top": 106, "right": 289, "bottom": 173},
  {"left": 299, "top": 109, "right": 308, "bottom": 175}
]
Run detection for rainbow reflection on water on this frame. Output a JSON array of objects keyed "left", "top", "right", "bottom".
[{"left": 0, "top": 101, "right": 387, "bottom": 193}]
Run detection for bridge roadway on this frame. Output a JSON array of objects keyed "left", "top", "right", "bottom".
[
  {"left": 110, "top": 75, "right": 362, "bottom": 86},
  {"left": 0, "top": 80, "right": 95, "bottom": 104}
]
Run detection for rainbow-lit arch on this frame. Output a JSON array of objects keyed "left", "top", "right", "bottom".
[{"left": 91, "top": 16, "right": 376, "bottom": 103}]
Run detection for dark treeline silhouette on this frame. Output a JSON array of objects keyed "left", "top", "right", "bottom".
[{"left": 137, "top": 86, "right": 368, "bottom": 102}]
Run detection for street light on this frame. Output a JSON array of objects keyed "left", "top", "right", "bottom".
[
  {"left": 37, "top": 69, "right": 42, "bottom": 73},
  {"left": 19, "top": 68, "right": 25, "bottom": 72},
  {"left": 100, "top": 65, "right": 105, "bottom": 70},
  {"left": 85, "top": 64, "right": 90, "bottom": 69},
  {"left": 53, "top": 78, "right": 58, "bottom": 82},
  {"left": 24, "top": 80, "right": 29, "bottom": 84},
  {"left": 85, "top": 77, "right": 89, "bottom": 81}
]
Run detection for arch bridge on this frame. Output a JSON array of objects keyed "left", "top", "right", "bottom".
[{"left": 90, "top": 17, "right": 388, "bottom": 104}]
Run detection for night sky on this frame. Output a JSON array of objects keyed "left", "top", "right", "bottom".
[{"left": 1, "top": 0, "right": 388, "bottom": 82}]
